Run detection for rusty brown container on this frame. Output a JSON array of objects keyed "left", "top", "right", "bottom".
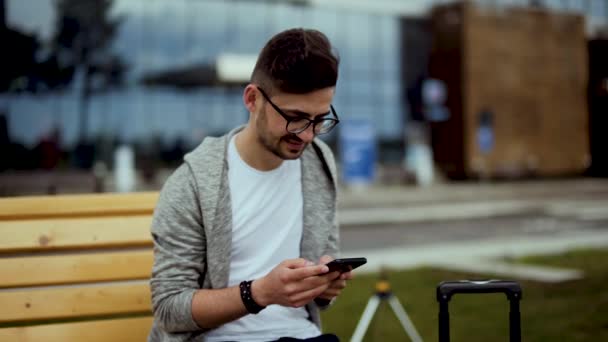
[{"left": 429, "top": 2, "right": 589, "bottom": 179}]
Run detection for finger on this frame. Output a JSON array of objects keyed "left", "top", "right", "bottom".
[
  {"left": 317, "top": 283, "right": 344, "bottom": 299},
  {"left": 287, "top": 271, "right": 341, "bottom": 299},
  {"left": 301, "top": 270, "right": 340, "bottom": 286},
  {"left": 321, "top": 270, "right": 341, "bottom": 280},
  {"left": 323, "top": 271, "right": 342, "bottom": 285},
  {"left": 289, "top": 283, "right": 329, "bottom": 306},
  {"left": 329, "top": 279, "right": 347, "bottom": 290},
  {"left": 318, "top": 288, "right": 341, "bottom": 299},
  {"left": 287, "top": 264, "right": 329, "bottom": 281},
  {"left": 297, "top": 271, "right": 339, "bottom": 290},
  {"left": 340, "top": 271, "right": 354, "bottom": 280}
]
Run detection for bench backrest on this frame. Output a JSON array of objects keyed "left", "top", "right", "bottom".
[{"left": 0, "top": 192, "right": 159, "bottom": 342}]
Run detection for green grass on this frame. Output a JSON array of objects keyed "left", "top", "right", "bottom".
[{"left": 321, "top": 248, "right": 608, "bottom": 341}]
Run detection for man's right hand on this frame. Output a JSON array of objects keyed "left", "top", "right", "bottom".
[{"left": 251, "top": 258, "right": 339, "bottom": 308}]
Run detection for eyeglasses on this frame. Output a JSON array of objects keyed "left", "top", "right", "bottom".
[{"left": 257, "top": 87, "right": 340, "bottom": 135}]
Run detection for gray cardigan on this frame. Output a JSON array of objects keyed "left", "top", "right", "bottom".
[{"left": 148, "top": 127, "right": 340, "bottom": 341}]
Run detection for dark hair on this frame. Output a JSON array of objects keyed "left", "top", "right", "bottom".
[{"left": 251, "top": 28, "right": 339, "bottom": 95}]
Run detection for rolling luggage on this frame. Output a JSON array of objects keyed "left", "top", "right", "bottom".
[{"left": 436, "top": 280, "right": 522, "bottom": 342}]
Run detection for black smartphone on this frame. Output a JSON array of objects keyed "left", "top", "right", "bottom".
[{"left": 325, "top": 257, "right": 367, "bottom": 273}]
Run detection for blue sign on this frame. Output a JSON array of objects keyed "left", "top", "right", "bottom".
[
  {"left": 477, "top": 109, "right": 494, "bottom": 154},
  {"left": 339, "top": 119, "right": 376, "bottom": 185}
]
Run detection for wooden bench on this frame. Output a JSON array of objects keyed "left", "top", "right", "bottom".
[{"left": 0, "top": 192, "right": 159, "bottom": 341}]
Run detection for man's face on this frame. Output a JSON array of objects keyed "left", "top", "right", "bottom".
[{"left": 254, "top": 87, "right": 335, "bottom": 160}]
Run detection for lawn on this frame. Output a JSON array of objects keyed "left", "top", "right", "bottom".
[{"left": 321, "top": 247, "right": 608, "bottom": 341}]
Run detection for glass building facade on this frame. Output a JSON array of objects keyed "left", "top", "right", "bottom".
[
  {"left": 3, "top": 0, "right": 403, "bottom": 151},
  {"left": 2, "top": 0, "right": 607, "bottom": 157}
]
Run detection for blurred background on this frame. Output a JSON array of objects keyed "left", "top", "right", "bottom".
[
  {"left": 2, "top": 1, "right": 608, "bottom": 340},
  {"left": 1, "top": 0, "right": 606, "bottom": 195}
]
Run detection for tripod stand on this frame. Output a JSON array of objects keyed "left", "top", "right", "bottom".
[{"left": 350, "top": 273, "right": 423, "bottom": 342}]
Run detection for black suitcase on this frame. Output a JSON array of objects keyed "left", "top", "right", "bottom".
[{"left": 436, "top": 280, "right": 522, "bottom": 342}]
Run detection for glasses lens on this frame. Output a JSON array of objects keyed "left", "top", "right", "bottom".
[
  {"left": 287, "top": 118, "right": 311, "bottom": 133},
  {"left": 315, "top": 120, "right": 337, "bottom": 134}
]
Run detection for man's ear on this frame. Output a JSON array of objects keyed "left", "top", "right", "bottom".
[{"left": 243, "top": 84, "right": 258, "bottom": 113}]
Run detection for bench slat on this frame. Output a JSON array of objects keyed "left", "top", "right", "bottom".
[
  {"left": 0, "top": 216, "right": 152, "bottom": 253},
  {"left": 0, "top": 316, "right": 153, "bottom": 342},
  {"left": 0, "top": 281, "right": 151, "bottom": 323},
  {"left": 0, "top": 250, "right": 153, "bottom": 288},
  {"left": 0, "top": 192, "right": 158, "bottom": 220}
]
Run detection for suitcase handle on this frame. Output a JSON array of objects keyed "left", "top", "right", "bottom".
[
  {"left": 436, "top": 280, "right": 522, "bottom": 342},
  {"left": 437, "top": 279, "right": 522, "bottom": 302}
]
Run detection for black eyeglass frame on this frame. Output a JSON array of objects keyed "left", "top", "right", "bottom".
[{"left": 257, "top": 87, "right": 340, "bottom": 135}]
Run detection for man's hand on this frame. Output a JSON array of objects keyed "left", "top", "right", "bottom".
[
  {"left": 252, "top": 258, "right": 339, "bottom": 308},
  {"left": 316, "top": 255, "right": 353, "bottom": 301}
]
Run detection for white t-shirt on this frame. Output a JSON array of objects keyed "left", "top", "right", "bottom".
[{"left": 205, "top": 135, "right": 321, "bottom": 342}]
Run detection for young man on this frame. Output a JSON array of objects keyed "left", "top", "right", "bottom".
[{"left": 148, "top": 28, "right": 351, "bottom": 341}]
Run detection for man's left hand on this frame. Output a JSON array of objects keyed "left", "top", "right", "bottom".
[{"left": 315, "top": 255, "right": 353, "bottom": 301}]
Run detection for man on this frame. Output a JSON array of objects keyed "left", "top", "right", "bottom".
[{"left": 149, "top": 28, "right": 351, "bottom": 342}]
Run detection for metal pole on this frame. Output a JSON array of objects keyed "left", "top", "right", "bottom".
[
  {"left": 509, "top": 298, "right": 521, "bottom": 342},
  {"left": 351, "top": 293, "right": 425, "bottom": 342},
  {"left": 350, "top": 295, "right": 381, "bottom": 342},
  {"left": 438, "top": 300, "right": 449, "bottom": 342},
  {"left": 388, "top": 295, "right": 424, "bottom": 342}
]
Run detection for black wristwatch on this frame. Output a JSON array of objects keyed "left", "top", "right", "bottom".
[{"left": 239, "top": 280, "right": 266, "bottom": 314}]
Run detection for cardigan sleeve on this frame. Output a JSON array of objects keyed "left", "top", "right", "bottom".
[{"left": 149, "top": 164, "right": 206, "bottom": 333}]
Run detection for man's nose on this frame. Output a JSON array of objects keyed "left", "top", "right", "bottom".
[{"left": 297, "top": 124, "right": 315, "bottom": 143}]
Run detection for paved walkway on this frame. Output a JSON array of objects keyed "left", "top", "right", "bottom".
[
  {"left": 338, "top": 177, "right": 608, "bottom": 210},
  {"left": 343, "top": 229, "right": 608, "bottom": 282},
  {"left": 336, "top": 178, "right": 608, "bottom": 282}
]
